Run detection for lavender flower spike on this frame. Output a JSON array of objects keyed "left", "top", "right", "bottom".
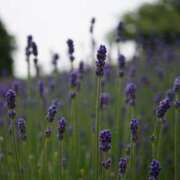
[
  {"left": 99, "top": 129, "right": 112, "bottom": 152},
  {"left": 58, "top": 117, "right": 66, "bottom": 140},
  {"left": 119, "top": 157, "right": 128, "bottom": 176},
  {"left": 130, "top": 118, "right": 139, "bottom": 142},
  {"left": 125, "top": 82, "right": 136, "bottom": 106},
  {"left": 47, "top": 104, "right": 57, "bottom": 122},
  {"left": 149, "top": 160, "right": 161, "bottom": 180},
  {"left": 96, "top": 45, "right": 107, "bottom": 76},
  {"left": 5, "top": 89, "right": 16, "bottom": 109},
  {"left": 16, "top": 117, "right": 26, "bottom": 140},
  {"left": 155, "top": 98, "right": 170, "bottom": 118}
]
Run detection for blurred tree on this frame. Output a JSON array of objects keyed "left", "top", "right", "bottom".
[
  {"left": 107, "top": 1, "right": 180, "bottom": 44},
  {"left": 0, "top": 18, "right": 15, "bottom": 77}
]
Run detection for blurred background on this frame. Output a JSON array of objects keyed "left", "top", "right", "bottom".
[{"left": 0, "top": 0, "right": 179, "bottom": 78}]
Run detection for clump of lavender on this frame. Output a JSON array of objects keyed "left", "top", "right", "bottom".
[
  {"left": 130, "top": 118, "right": 139, "bottom": 143},
  {"left": 57, "top": 117, "right": 66, "bottom": 140},
  {"left": 96, "top": 45, "right": 107, "bottom": 76},
  {"left": 173, "top": 76, "right": 180, "bottom": 93},
  {"left": 118, "top": 157, "right": 128, "bottom": 177},
  {"left": 99, "top": 129, "right": 112, "bottom": 152},
  {"left": 155, "top": 98, "right": 171, "bottom": 118},
  {"left": 5, "top": 89, "right": 16, "bottom": 110},
  {"left": 16, "top": 118, "right": 26, "bottom": 140},
  {"left": 125, "top": 82, "right": 136, "bottom": 106},
  {"left": 149, "top": 160, "right": 161, "bottom": 180},
  {"left": 100, "top": 92, "right": 110, "bottom": 109},
  {"left": 67, "top": 39, "right": 75, "bottom": 63},
  {"left": 46, "top": 104, "right": 57, "bottom": 122},
  {"left": 101, "top": 158, "right": 112, "bottom": 169},
  {"left": 118, "top": 53, "right": 126, "bottom": 77}
]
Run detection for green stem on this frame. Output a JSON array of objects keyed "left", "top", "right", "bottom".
[
  {"left": 95, "top": 77, "right": 101, "bottom": 179},
  {"left": 12, "top": 119, "right": 21, "bottom": 180}
]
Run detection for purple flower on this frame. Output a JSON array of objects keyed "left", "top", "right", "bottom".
[
  {"left": 47, "top": 104, "right": 57, "bottom": 122},
  {"left": 96, "top": 45, "right": 107, "bottom": 76},
  {"left": 101, "top": 158, "right": 112, "bottom": 169},
  {"left": 67, "top": 39, "right": 75, "bottom": 62},
  {"left": 130, "top": 118, "right": 139, "bottom": 142},
  {"left": 119, "top": 157, "right": 128, "bottom": 175},
  {"left": 69, "top": 71, "right": 79, "bottom": 88},
  {"left": 5, "top": 89, "right": 16, "bottom": 109},
  {"left": 16, "top": 117, "right": 26, "bottom": 140},
  {"left": 125, "top": 82, "right": 136, "bottom": 106},
  {"left": 149, "top": 160, "right": 161, "bottom": 179},
  {"left": 155, "top": 98, "right": 171, "bottom": 118},
  {"left": 99, "top": 129, "right": 112, "bottom": 152},
  {"left": 173, "top": 76, "right": 180, "bottom": 93},
  {"left": 100, "top": 92, "right": 110, "bottom": 109},
  {"left": 57, "top": 117, "right": 66, "bottom": 140}
]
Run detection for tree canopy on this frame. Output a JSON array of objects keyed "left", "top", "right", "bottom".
[
  {"left": 107, "top": 1, "right": 180, "bottom": 43},
  {"left": 0, "top": 19, "right": 15, "bottom": 77}
]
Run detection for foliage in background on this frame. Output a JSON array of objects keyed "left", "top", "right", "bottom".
[
  {"left": 0, "top": 19, "right": 15, "bottom": 77},
  {"left": 107, "top": 1, "right": 180, "bottom": 43}
]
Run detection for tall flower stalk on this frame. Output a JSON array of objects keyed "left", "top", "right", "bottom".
[
  {"left": 5, "top": 89, "right": 22, "bottom": 179},
  {"left": 94, "top": 45, "right": 107, "bottom": 179}
]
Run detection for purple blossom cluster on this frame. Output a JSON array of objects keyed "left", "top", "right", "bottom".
[
  {"left": 118, "top": 157, "right": 128, "bottom": 176},
  {"left": 96, "top": 45, "right": 107, "bottom": 76},
  {"left": 57, "top": 117, "right": 66, "bottom": 140},
  {"left": 125, "top": 82, "right": 136, "bottom": 106},
  {"left": 47, "top": 104, "right": 57, "bottom": 122},
  {"left": 99, "top": 129, "right": 112, "bottom": 152},
  {"left": 155, "top": 98, "right": 171, "bottom": 118},
  {"left": 130, "top": 118, "right": 139, "bottom": 142},
  {"left": 149, "top": 160, "right": 161, "bottom": 180}
]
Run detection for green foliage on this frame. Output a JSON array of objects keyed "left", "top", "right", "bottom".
[
  {"left": 107, "top": 1, "right": 180, "bottom": 43},
  {"left": 0, "top": 19, "right": 15, "bottom": 77}
]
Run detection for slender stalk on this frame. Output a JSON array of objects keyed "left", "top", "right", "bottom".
[
  {"left": 11, "top": 119, "right": 21, "bottom": 180},
  {"left": 60, "top": 141, "right": 63, "bottom": 179},
  {"left": 95, "top": 77, "right": 101, "bottom": 179},
  {"left": 157, "top": 121, "right": 163, "bottom": 160}
]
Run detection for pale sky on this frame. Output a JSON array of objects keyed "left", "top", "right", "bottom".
[{"left": 0, "top": 0, "right": 156, "bottom": 78}]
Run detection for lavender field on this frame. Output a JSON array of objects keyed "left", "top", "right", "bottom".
[{"left": 0, "top": 5, "right": 180, "bottom": 180}]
